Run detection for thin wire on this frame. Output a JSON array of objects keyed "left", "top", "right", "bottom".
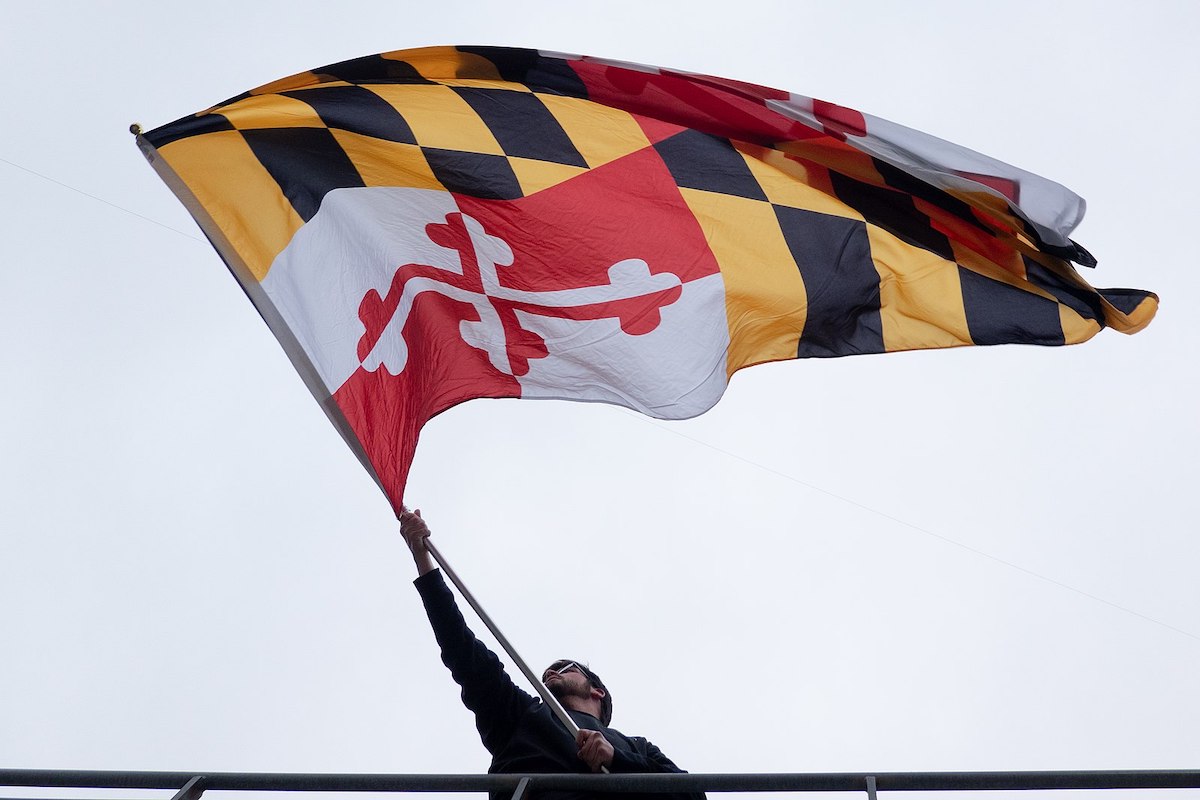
[
  {"left": 0, "top": 156, "right": 205, "bottom": 243},
  {"left": 621, "top": 408, "right": 1200, "bottom": 644}
]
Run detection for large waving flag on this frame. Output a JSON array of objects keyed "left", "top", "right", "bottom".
[{"left": 139, "top": 46, "right": 1156, "bottom": 511}]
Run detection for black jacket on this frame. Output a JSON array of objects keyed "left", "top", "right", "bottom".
[{"left": 415, "top": 569, "right": 705, "bottom": 800}]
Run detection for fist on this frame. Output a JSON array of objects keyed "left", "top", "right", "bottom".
[
  {"left": 576, "top": 729, "right": 614, "bottom": 772},
  {"left": 399, "top": 508, "right": 430, "bottom": 553}
]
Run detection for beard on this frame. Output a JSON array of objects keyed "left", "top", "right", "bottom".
[{"left": 547, "top": 677, "right": 592, "bottom": 702}]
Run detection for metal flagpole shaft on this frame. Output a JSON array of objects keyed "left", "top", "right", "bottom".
[{"left": 423, "top": 538, "right": 583, "bottom": 738}]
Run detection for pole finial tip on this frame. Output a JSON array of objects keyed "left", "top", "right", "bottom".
[{"left": 129, "top": 123, "right": 143, "bottom": 136}]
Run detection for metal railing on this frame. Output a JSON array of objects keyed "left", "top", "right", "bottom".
[{"left": 3, "top": 769, "right": 1200, "bottom": 800}]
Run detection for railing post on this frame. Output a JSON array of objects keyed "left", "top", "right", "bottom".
[
  {"left": 866, "top": 775, "right": 878, "bottom": 800},
  {"left": 510, "top": 776, "right": 531, "bottom": 800},
  {"left": 171, "top": 775, "right": 206, "bottom": 800}
]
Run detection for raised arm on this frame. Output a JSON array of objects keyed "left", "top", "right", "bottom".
[{"left": 400, "top": 509, "right": 536, "bottom": 754}]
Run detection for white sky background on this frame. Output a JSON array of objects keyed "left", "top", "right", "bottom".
[{"left": 1, "top": 2, "right": 1197, "bottom": 800}]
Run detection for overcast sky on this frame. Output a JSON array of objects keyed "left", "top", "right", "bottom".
[{"left": 2, "top": 3, "right": 1197, "bottom": 800}]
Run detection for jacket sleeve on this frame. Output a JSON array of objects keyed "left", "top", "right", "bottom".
[
  {"left": 414, "top": 569, "right": 536, "bottom": 754},
  {"left": 610, "top": 736, "right": 707, "bottom": 800}
]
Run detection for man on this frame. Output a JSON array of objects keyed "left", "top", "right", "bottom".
[{"left": 400, "top": 508, "right": 704, "bottom": 800}]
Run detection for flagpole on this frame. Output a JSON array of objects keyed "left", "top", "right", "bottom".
[{"left": 422, "top": 538, "right": 594, "bottom": 743}]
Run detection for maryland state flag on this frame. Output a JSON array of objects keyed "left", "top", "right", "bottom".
[{"left": 139, "top": 46, "right": 1157, "bottom": 510}]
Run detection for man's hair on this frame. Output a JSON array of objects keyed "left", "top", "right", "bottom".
[{"left": 550, "top": 659, "right": 613, "bottom": 726}]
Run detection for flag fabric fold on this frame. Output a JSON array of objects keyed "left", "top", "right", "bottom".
[{"left": 139, "top": 45, "right": 1157, "bottom": 510}]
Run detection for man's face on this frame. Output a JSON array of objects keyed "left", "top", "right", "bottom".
[{"left": 542, "top": 660, "right": 593, "bottom": 701}]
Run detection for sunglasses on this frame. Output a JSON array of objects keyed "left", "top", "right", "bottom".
[{"left": 542, "top": 661, "right": 586, "bottom": 683}]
